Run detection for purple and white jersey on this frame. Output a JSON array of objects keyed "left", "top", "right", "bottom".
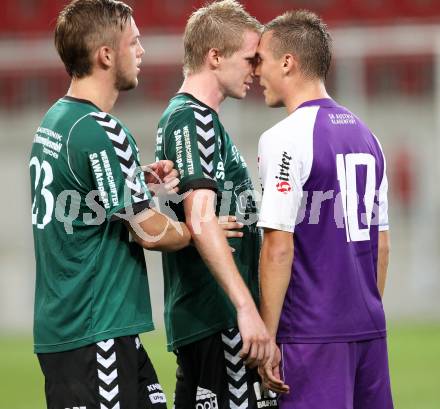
[{"left": 258, "top": 98, "right": 389, "bottom": 343}]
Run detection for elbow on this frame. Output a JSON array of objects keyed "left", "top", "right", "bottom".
[
  {"left": 378, "top": 242, "right": 390, "bottom": 261},
  {"left": 132, "top": 234, "right": 160, "bottom": 250},
  {"left": 131, "top": 224, "right": 166, "bottom": 250},
  {"left": 378, "top": 232, "right": 391, "bottom": 258},
  {"left": 264, "top": 242, "right": 294, "bottom": 265}
]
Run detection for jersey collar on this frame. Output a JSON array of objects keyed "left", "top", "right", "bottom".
[
  {"left": 175, "top": 92, "right": 217, "bottom": 115},
  {"left": 296, "top": 98, "right": 338, "bottom": 110},
  {"left": 62, "top": 96, "right": 101, "bottom": 111}
]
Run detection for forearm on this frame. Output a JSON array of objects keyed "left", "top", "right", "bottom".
[
  {"left": 128, "top": 208, "right": 192, "bottom": 251},
  {"left": 190, "top": 217, "right": 255, "bottom": 310},
  {"left": 259, "top": 230, "right": 293, "bottom": 338},
  {"left": 377, "top": 231, "right": 390, "bottom": 298},
  {"left": 151, "top": 221, "right": 192, "bottom": 252}
]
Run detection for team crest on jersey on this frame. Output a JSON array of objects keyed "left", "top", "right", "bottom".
[{"left": 275, "top": 151, "right": 292, "bottom": 194}]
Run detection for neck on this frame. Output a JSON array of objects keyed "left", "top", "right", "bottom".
[
  {"left": 179, "top": 70, "right": 224, "bottom": 113},
  {"left": 66, "top": 73, "right": 118, "bottom": 113},
  {"left": 285, "top": 78, "right": 329, "bottom": 114}
]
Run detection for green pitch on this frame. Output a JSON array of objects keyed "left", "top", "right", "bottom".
[{"left": 0, "top": 324, "right": 439, "bottom": 409}]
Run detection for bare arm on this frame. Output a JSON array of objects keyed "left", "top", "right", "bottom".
[
  {"left": 258, "top": 228, "right": 293, "bottom": 394},
  {"left": 127, "top": 207, "right": 191, "bottom": 252},
  {"left": 184, "top": 189, "right": 270, "bottom": 366},
  {"left": 377, "top": 230, "right": 390, "bottom": 298},
  {"left": 259, "top": 229, "right": 294, "bottom": 337}
]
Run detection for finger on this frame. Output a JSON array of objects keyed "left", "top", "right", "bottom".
[
  {"left": 267, "top": 381, "right": 290, "bottom": 394},
  {"left": 222, "top": 221, "right": 244, "bottom": 230},
  {"left": 163, "top": 169, "right": 179, "bottom": 181},
  {"left": 262, "top": 339, "right": 272, "bottom": 366},
  {"left": 262, "top": 365, "right": 283, "bottom": 391},
  {"left": 227, "top": 215, "right": 237, "bottom": 222},
  {"left": 141, "top": 164, "right": 155, "bottom": 172},
  {"left": 239, "top": 338, "right": 250, "bottom": 360},
  {"left": 164, "top": 178, "right": 180, "bottom": 191},
  {"left": 161, "top": 160, "right": 174, "bottom": 174},
  {"left": 255, "top": 341, "right": 265, "bottom": 366},
  {"left": 224, "top": 231, "right": 244, "bottom": 239},
  {"left": 266, "top": 365, "right": 290, "bottom": 393},
  {"left": 244, "top": 343, "right": 258, "bottom": 368}
]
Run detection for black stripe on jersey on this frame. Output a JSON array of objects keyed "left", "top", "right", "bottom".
[
  {"left": 188, "top": 103, "right": 216, "bottom": 180},
  {"left": 90, "top": 112, "right": 149, "bottom": 209}
]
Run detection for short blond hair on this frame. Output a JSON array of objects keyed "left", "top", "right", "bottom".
[{"left": 183, "top": 0, "right": 262, "bottom": 76}]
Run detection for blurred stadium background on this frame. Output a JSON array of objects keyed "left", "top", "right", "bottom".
[{"left": 0, "top": 0, "right": 439, "bottom": 408}]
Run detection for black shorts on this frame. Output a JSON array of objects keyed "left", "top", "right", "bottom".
[
  {"left": 174, "top": 328, "right": 278, "bottom": 409},
  {"left": 38, "top": 335, "right": 167, "bottom": 409}
]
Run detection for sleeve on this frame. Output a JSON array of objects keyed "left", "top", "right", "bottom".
[
  {"left": 162, "top": 105, "right": 219, "bottom": 193},
  {"left": 378, "top": 158, "right": 389, "bottom": 232},
  {"left": 68, "top": 112, "right": 152, "bottom": 220},
  {"left": 372, "top": 133, "right": 389, "bottom": 231},
  {"left": 257, "top": 131, "right": 304, "bottom": 233}
]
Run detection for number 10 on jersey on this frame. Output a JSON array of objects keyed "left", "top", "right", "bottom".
[{"left": 336, "top": 153, "right": 376, "bottom": 243}]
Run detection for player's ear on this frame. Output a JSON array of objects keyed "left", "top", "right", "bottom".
[
  {"left": 207, "top": 48, "right": 221, "bottom": 70},
  {"left": 282, "top": 53, "right": 297, "bottom": 76},
  {"left": 97, "top": 46, "right": 114, "bottom": 70}
]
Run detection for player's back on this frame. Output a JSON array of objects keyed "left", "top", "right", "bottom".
[{"left": 259, "top": 98, "right": 389, "bottom": 344}]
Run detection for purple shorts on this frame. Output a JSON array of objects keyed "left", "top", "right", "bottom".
[{"left": 278, "top": 338, "right": 393, "bottom": 409}]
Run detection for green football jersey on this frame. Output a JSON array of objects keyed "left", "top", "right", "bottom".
[
  {"left": 30, "top": 97, "right": 154, "bottom": 353},
  {"left": 156, "top": 93, "right": 260, "bottom": 351}
]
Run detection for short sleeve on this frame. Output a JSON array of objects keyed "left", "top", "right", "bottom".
[
  {"left": 257, "top": 131, "right": 303, "bottom": 233},
  {"left": 68, "top": 112, "right": 152, "bottom": 219},
  {"left": 378, "top": 161, "right": 389, "bottom": 231},
  {"left": 372, "top": 133, "right": 389, "bottom": 231},
  {"left": 161, "top": 104, "right": 219, "bottom": 193}
]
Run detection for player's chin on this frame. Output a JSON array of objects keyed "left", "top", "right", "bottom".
[
  {"left": 228, "top": 90, "right": 247, "bottom": 100},
  {"left": 265, "top": 95, "right": 283, "bottom": 108},
  {"left": 118, "top": 78, "right": 138, "bottom": 92}
]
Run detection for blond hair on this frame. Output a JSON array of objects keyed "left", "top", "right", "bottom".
[
  {"left": 183, "top": 0, "right": 262, "bottom": 76},
  {"left": 265, "top": 10, "right": 332, "bottom": 80}
]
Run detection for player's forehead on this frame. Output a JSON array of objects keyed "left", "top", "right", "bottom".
[
  {"left": 237, "top": 29, "right": 260, "bottom": 56},
  {"left": 256, "top": 30, "right": 274, "bottom": 57},
  {"left": 121, "top": 17, "right": 139, "bottom": 41}
]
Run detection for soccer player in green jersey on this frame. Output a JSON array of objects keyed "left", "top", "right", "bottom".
[
  {"left": 155, "top": 1, "right": 275, "bottom": 408},
  {"left": 29, "top": 1, "right": 192, "bottom": 408}
]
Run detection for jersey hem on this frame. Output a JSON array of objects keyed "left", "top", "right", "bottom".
[
  {"left": 257, "top": 221, "right": 295, "bottom": 233},
  {"left": 166, "top": 319, "right": 237, "bottom": 352},
  {"left": 276, "top": 329, "right": 386, "bottom": 344},
  {"left": 109, "top": 199, "right": 151, "bottom": 221},
  {"left": 180, "top": 178, "right": 218, "bottom": 194},
  {"left": 34, "top": 322, "right": 154, "bottom": 353}
]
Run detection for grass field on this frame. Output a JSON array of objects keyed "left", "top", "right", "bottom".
[{"left": 0, "top": 323, "right": 439, "bottom": 409}]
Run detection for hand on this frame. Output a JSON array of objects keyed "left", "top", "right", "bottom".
[
  {"left": 236, "top": 304, "right": 271, "bottom": 368},
  {"left": 219, "top": 215, "right": 244, "bottom": 239},
  {"left": 142, "top": 160, "right": 180, "bottom": 195},
  {"left": 258, "top": 341, "right": 290, "bottom": 394}
]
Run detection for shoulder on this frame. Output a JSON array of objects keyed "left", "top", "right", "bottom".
[
  {"left": 166, "top": 101, "right": 213, "bottom": 125},
  {"left": 67, "top": 111, "right": 127, "bottom": 151},
  {"left": 260, "top": 106, "right": 319, "bottom": 155}
]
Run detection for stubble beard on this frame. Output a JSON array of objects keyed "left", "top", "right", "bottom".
[{"left": 115, "top": 65, "right": 138, "bottom": 92}]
